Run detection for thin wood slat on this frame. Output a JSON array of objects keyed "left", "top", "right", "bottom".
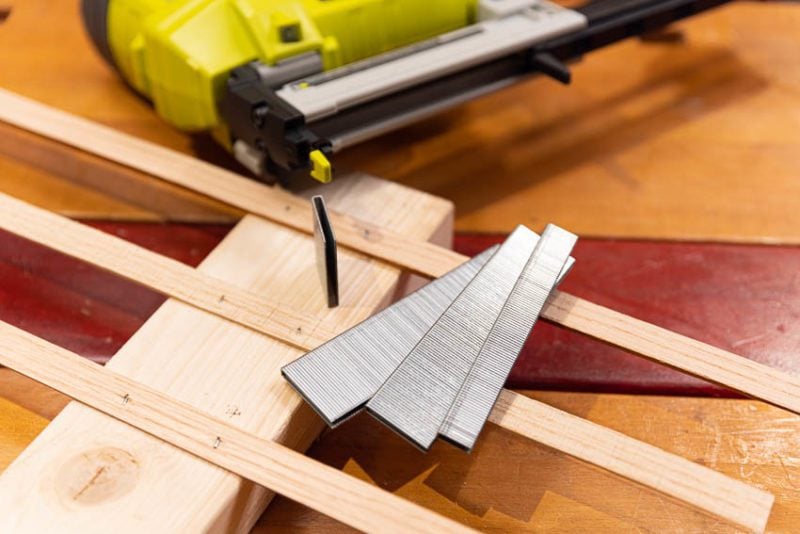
[
  {"left": 0, "top": 88, "right": 459, "bottom": 278},
  {"left": 0, "top": 192, "right": 775, "bottom": 528},
  {"left": 2, "top": 88, "right": 800, "bottom": 418},
  {"left": 0, "top": 321, "right": 472, "bottom": 534},
  {"left": 543, "top": 291, "right": 800, "bottom": 414},
  {"left": 490, "top": 390, "right": 774, "bottom": 533},
  {"left": 0, "top": 191, "right": 334, "bottom": 349}
]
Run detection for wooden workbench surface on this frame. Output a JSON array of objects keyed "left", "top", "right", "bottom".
[
  {"left": 2, "top": 1, "right": 800, "bottom": 532},
  {"left": 2, "top": 1, "right": 800, "bottom": 242}
]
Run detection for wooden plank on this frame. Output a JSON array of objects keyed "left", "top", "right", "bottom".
[
  {"left": 0, "top": 221, "right": 228, "bottom": 363},
  {"left": 0, "top": 192, "right": 335, "bottom": 349},
  {"left": 0, "top": 324, "right": 776, "bottom": 532},
  {"left": 489, "top": 390, "right": 773, "bottom": 533},
  {"left": 0, "top": 321, "right": 472, "bottom": 534},
  {"left": 0, "top": 194, "right": 776, "bottom": 528},
  {"left": 6, "top": 227, "right": 800, "bottom": 396},
  {"left": 0, "top": 396, "right": 48, "bottom": 473},
  {"left": 342, "top": 3, "right": 800, "bottom": 244},
  {"left": 3, "top": 121, "right": 800, "bottom": 420},
  {"left": 5, "top": 90, "right": 800, "bottom": 418},
  {"left": 256, "top": 390, "right": 800, "bottom": 533},
  {"left": 4, "top": 1, "right": 800, "bottom": 246},
  {"left": 0, "top": 173, "right": 454, "bottom": 532},
  {"left": 457, "top": 234, "right": 800, "bottom": 396}
]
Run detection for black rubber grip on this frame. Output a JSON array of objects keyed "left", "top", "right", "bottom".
[{"left": 80, "top": 0, "right": 115, "bottom": 67}]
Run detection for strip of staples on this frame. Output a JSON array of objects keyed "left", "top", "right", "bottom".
[
  {"left": 366, "top": 225, "right": 541, "bottom": 450},
  {"left": 282, "top": 246, "right": 497, "bottom": 426},
  {"left": 440, "top": 224, "right": 577, "bottom": 451}
]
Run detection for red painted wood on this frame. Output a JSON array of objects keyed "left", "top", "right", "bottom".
[
  {"left": 2, "top": 222, "right": 799, "bottom": 397},
  {"left": 0, "top": 223, "right": 229, "bottom": 362},
  {"left": 457, "top": 234, "right": 800, "bottom": 397}
]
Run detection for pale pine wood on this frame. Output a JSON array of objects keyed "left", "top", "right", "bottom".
[
  {"left": 490, "top": 390, "right": 773, "bottom": 533},
  {"left": 0, "top": 191, "right": 771, "bottom": 525},
  {"left": 4, "top": 371, "right": 799, "bottom": 533},
  {"left": 0, "top": 195, "right": 779, "bottom": 529},
  {"left": 0, "top": 173, "right": 454, "bottom": 533},
  {"left": 0, "top": 321, "right": 472, "bottom": 534},
  {"left": 0, "top": 191, "right": 336, "bottom": 349}
]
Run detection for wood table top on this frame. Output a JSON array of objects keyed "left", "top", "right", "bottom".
[{"left": 2, "top": 1, "right": 800, "bottom": 532}]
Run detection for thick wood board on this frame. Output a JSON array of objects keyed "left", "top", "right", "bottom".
[
  {"left": 0, "top": 174, "right": 453, "bottom": 532},
  {"left": 0, "top": 204, "right": 774, "bottom": 528}
]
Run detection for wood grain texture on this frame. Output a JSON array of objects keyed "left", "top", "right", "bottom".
[
  {"left": 457, "top": 235, "right": 800, "bottom": 396},
  {"left": 6, "top": 227, "right": 800, "bottom": 397},
  {"left": 0, "top": 88, "right": 463, "bottom": 280},
  {"left": 0, "top": 322, "right": 472, "bottom": 534},
  {"left": 0, "top": 183, "right": 782, "bottom": 526},
  {"left": 490, "top": 390, "right": 773, "bottom": 532},
  {"left": 0, "top": 396, "right": 48, "bottom": 473},
  {"left": 0, "top": 193, "right": 775, "bottom": 525},
  {"left": 6, "top": 89, "right": 800, "bottom": 421},
  {"left": 341, "top": 3, "right": 800, "bottom": 242},
  {"left": 0, "top": 192, "right": 336, "bottom": 349},
  {"left": 0, "top": 174, "right": 453, "bottom": 533},
  {"left": 0, "top": 121, "right": 239, "bottom": 222},
  {"left": 3, "top": 2, "right": 800, "bottom": 244},
  {"left": 0, "top": 222, "right": 229, "bottom": 363},
  {"left": 4, "top": 370, "right": 798, "bottom": 534}
]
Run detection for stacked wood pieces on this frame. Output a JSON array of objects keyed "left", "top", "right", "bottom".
[
  {"left": 0, "top": 170, "right": 455, "bottom": 532},
  {"left": 0, "top": 90, "right": 797, "bottom": 531}
]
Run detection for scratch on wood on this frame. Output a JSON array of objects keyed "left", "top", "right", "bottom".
[{"left": 73, "top": 466, "right": 107, "bottom": 501}]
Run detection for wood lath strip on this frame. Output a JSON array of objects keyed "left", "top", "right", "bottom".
[
  {"left": 0, "top": 88, "right": 786, "bottom": 530},
  {"left": 0, "top": 191, "right": 335, "bottom": 349},
  {"left": 491, "top": 390, "right": 773, "bottom": 533},
  {"left": 0, "top": 321, "right": 473, "bottom": 534},
  {"left": 0, "top": 192, "right": 776, "bottom": 528},
  {"left": 1, "top": 89, "right": 799, "bottom": 416},
  {"left": 0, "top": 319, "right": 774, "bottom": 532}
]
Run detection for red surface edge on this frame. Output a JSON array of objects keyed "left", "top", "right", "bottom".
[{"left": 2, "top": 223, "right": 799, "bottom": 397}]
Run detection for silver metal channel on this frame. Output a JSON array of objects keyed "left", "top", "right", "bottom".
[
  {"left": 366, "top": 226, "right": 541, "bottom": 450},
  {"left": 277, "top": 4, "right": 587, "bottom": 121},
  {"left": 282, "top": 246, "right": 498, "bottom": 427},
  {"left": 440, "top": 224, "right": 577, "bottom": 451}
]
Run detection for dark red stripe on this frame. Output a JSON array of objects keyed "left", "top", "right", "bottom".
[
  {"left": 456, "top": 234, "right": 800, "bottom": 397},
  {"left": 2, "top": 223, "right": 797, "bottom": 397}
]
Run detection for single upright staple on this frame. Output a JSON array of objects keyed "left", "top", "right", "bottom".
[
  {"left": 440, "top": 224, "right": 577, "bottom": 451},
  {"left": 282, "top": 246, "right": 497, "bottom": 426},
  {"left": 312, "top": 195, "right": 339, "bottom": 308}
]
